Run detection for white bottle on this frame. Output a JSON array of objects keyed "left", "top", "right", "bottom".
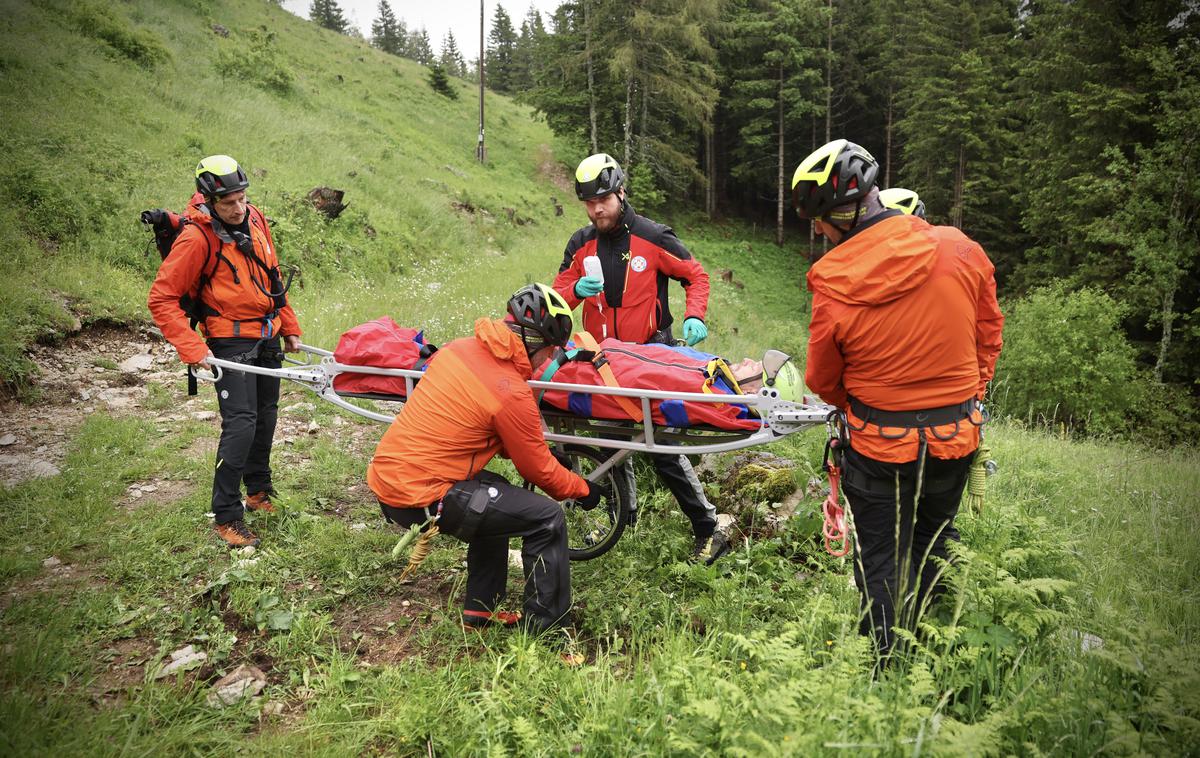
[
  {"left": 582, "top": 255, "right": 607, "bottom": 339},
  {"left": 583, "top": 254, "right": 604, "bottom": 286}
]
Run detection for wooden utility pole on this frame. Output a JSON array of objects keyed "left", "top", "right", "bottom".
[{"left": 476, "top": 0, "right": 486, "bottom": 163}]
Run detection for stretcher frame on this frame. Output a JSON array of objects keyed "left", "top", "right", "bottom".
[{"left": 195, "top": 344, "right": 834, "bottom": 468}]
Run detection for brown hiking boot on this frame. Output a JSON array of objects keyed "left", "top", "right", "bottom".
[
  {"left": 214, "top": 520, "right": 260, "bottom": 548},
  {"left": 245, "top": 491, "right": 275, "bottom": 513}
]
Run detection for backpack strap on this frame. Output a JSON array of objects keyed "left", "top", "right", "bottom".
[{"left": 573, "top": 332, "right": 644, "bottom": 423}]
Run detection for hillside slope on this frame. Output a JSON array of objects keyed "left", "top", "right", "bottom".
[{"left": 0, "top": 0, "right": 807, "bottom": 393}]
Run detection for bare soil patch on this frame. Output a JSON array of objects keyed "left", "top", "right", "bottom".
[{"left": 332, "top": 575, "right": 450, "bottom": 666}]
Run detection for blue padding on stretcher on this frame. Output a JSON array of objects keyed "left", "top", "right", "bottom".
[
  {"left": 661, "top": 400, "right": 689, "bottom": 427},
  {"left": 568, "top": 393, "right": 592, "bottom": 417},
  {"left": 710, "top": 375, "right": 753, "bottom": 419}
]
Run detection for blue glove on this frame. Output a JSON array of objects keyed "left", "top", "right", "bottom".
[
  {"left": 574, "top": 276, "right": 603, "bottom": 298},
  {"left": 682, "top": 317, "right": 707, "bottom": 346}
]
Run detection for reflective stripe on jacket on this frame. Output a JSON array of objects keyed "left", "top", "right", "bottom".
[
  {"left": 552, "top": 202, "right": 709, "bottom": 344},
  {"left": 805, "top": 214, "right": 1004, "bottom": 463},
  {"left": 367, "top": 318, "right": 590, "bottom": 508},
  {"left": 147, "top": 193, "right": 301, "bottom": 364}
]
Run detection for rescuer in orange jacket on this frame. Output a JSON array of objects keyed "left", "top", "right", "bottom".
[
  {"left": 551, "top": 153, "right": 727, "bottom": 564},
  {"left": 368, "top": 284, "right": 606, "bottom": 634},
  {"left": 148, "top": 155, "right": 302, "bottom": 548},
  {"left": 792, "top": 140, "right": 1004, "bottom": 659}
]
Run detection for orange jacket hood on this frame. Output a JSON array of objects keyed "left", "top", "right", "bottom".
[
  {"left": 474, "top": 317, "right": 533, "bottom": 377},
  {"left": 184, "top": 191, "right": 212, "bottom": 223},
  {"left": 807, "top": 215, "right": 939, "bottom": 306}
]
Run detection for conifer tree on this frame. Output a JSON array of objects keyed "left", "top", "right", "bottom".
[
  {"left": 407, "top": 28, "right": 434, "bottom": 65},
  {"left": 441, "top": 31, "right": 466, "bottom": 77},
  {"left": 723, "top": 0, "right": 824, "bottom": 244},
  {"left": 370, "top": 1, "right": 406, "bottom": 56},
  {"left": 488, "top": 6, "right": 519, "bottom": 93},
  {"left": 428, "top": 62, "right": 459, "bottom": 98},
  {"left": 310, "top": 0, "right": 349, "bottom": 34},
  {"left": 512, "top": 7, "right": 547, "bottom": 96}
]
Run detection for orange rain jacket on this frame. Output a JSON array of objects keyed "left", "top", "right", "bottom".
[
  {"left": 148, "top": 193, "right": 301, "bottom": 364},
  {"left": 806, "top": 214, "right": 1004, "bottom": 463},
  {"left": 367, "top": 318, "right": 590, "bottom": 508}
]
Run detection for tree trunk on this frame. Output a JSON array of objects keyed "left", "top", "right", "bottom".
[
  {"left": 825, "top": 0, "right": 832, "bottom": 143},
  {"left": 1155, "top": 281, "right": 1176, "bottom": 383},
  {"left": 700, "top": 127, "right": 710, "bottom": 219},
  {"left": 952, "top": 142, "right": 965, "bottom": 228},
  {"left": 624, "top": 75, "right": 634, "bottom": 173},
  {"left": 776, "top": 63, "right": 785, "bottom": 247},
  {"left": 885, "top": 86, "right": 893, "bottom": 188},
  {"left": 584, "top": 1, "right": 597, "bottom": 153},
  {"left": 640, "top": 79, "right": 648, "bottom": 166}
]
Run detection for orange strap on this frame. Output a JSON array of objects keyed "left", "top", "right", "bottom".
[{"left": 573, "top": 332, "right": 645, "bottom": 423}]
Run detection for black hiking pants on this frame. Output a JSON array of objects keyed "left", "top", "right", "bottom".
[
  {"left": 381, "top": 471, "right": 571, "bottom": 632},
  {"left": 209, "top": 337, "right": 283, "bottom": 525},
  {"left": 842, "top": 446, "right": 974, "bottom": 658}
]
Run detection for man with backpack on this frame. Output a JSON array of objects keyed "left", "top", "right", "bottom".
[
  {"left": 551, "top": 153, "right": 726, "bottom": 565},
  {"left": 368, "top": 284, "right": 606, "bottom": 635},
  {"left": 791, "top": 139, "right": 1003, "bottom": 661},
  {"left": 148, "top": 155, "right": 302, "bottom": 548}
]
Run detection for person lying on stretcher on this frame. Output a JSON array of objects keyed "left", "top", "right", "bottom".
[{"left": 533, "top": 337, "right": 807, "bottom": 431}]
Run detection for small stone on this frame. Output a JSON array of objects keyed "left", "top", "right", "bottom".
[
  {"left": 0, "top": 434, "right": 16, "bottom": 446},
  {"left": 30, "top": 461, "right": 60, "bottom": 478},
  {"left": 119, "top": 354, "right": 154, "bottom": 373},
  {"left": 206, "top": 663, "right": 267, "bottom": 707},
  {"left": 401, "top": 600, "right": 411, "bottom": 607},
  {"left": 240, "top": 545, "right": 256, "bottom": 556},
  {"left": 349, "top": 522, "right": 367, "bottom": 532},
  {"left": 170, "top": 645, "right": 196, "bottom": 661},
  {"left": 306, "top": 420, "right": 319, "bottom": 434},
  {"left": 260, "top": 700, "right": 285, "bottom": 718},
  {"left": 156, "top": 648, "right": 207, "bottom": 678},
  {"left": 42, "top": 556, "right": 62, "bottom": 569},
  {"left": 192, "top": 411, "right": 217, "bottom": 421}
]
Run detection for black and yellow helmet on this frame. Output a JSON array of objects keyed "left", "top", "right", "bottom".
[
  {"left": 790, "top": 139, "right": 878, "bottom": 220},
  {"left": 195, "top": 154, "right": 249, "bottom": 198},
  {"left": 507, "top": 283, "right": 574, "bottom": 348},
  {"left": 879, "top": 187, "right": 926, "bottom": 219},
  {"left": 574, "top": 153, "right": 625, "bottom": 200}
]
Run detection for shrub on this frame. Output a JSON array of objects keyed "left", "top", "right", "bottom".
[
  {"left": 215, "top": 27, "right": 293, "bottom": 95},
  {"left": 68, "top": 0, "right": 169, "bottom": 68},
  {"left": 427, "top": 63, "right": 457, "bottom": 100},
  {"left": 991, "top": 283, "right": 1138, "bottom": 435}
]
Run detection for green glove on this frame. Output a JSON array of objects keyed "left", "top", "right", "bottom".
[
  {"left": 682, "top": 317, "right": 707, "bottom": 346},
  {"left": 575, "top": 276, "right": 603, "bottom": 298}
]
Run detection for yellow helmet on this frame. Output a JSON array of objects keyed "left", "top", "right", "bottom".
[
  {"left": 575, "top": 153, "right": 625, "bottom": 200},
  {"left": 507, "top": 283, "right": 573, "bottom": 347},
  {"left": 195, "top": 154, "right": 249, "bottom": 198},
  {"left": 879, "top": 187, "right": 926, "bottom": 219},
  {"left": 770, "top": 359, "right": 804, "bottom": 403},
  {"left": 790, "top": 139, "right": 878, "bottom": 220}
]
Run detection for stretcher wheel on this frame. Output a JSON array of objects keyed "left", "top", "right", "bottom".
[{"left": 546, "top": 444, "right": 631, "bottom": 561}]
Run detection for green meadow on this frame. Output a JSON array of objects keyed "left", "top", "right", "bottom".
[{"left": 0, "top": 0, "right": 1196, "bottom": 754}]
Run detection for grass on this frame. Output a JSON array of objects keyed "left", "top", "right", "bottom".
[
  {"left": 0, "top": 395, "right": 1197, "bottom": 754},
  {"left": 1, "top": 0, "right": 1198, "bottom": 754}
]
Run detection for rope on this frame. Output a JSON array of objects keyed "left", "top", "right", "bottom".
[
  {"left": 966, "top": 444, "right": 991, "bottom": 515},
  {"left": 397, "top": 524, "right": 440, "bottom": 582},
  {"left": 822, "top": 465, "right": 851, "bottom": 557}
]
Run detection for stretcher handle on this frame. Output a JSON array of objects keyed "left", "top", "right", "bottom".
[{"left": 189, "top": 363, "right": 223, "bottom": 383}]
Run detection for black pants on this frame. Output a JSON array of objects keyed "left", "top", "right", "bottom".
[
  {"left": 842, "top": 446, "right": 974, "bottom": 657},
  {"left": 381, "top": 471, "right": 571, "bottom": 631},
  {"left": 209, "top": 337, "right": 282, "bottom": 525}
]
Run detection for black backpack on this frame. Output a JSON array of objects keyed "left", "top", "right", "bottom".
[{"left": 141, "top": 208, "right": 223, "bottom": 327}]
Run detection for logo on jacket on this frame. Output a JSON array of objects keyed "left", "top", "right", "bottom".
[{"left": 630, "top": 255, "right": 647, "bottom": 273}]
